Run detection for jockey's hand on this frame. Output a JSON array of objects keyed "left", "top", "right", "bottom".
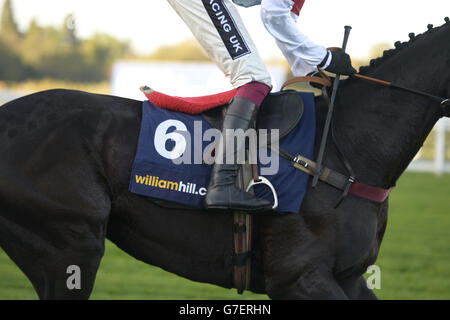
[{"left": 325, "top": 51, "right": 357, "bottom": 75}]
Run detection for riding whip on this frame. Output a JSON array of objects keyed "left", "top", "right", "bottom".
[{"left": 312, "top": 26, "right": 352, "bottom": 188}]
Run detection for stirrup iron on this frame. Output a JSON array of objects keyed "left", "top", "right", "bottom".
[{"left": 246, "top": 176, "right": 278, "bottom": 211}]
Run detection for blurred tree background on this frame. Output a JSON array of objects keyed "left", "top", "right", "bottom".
[
  {"left": 0, "top": 0, "right": 133, "bottom": 82},
  {"left": 0, "top": 0, "right": 388, "bottom": 95},
  {"left": 0, "top": 0, "right": 377, "bottom": 86}
]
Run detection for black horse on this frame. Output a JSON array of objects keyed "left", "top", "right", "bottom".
[{"left": 0, "top": 20, "right": 449, "bottom": 300}]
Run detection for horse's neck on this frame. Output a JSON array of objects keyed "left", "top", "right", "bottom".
[{"left": 334, "top": 41, "right": 444, "bottom": 188}]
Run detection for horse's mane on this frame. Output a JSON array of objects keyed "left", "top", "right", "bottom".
[{"left": 359, "top": 17, "right": 450, "bottom": 74}]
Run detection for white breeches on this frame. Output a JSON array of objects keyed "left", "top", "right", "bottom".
[
  {"left": 167, "top": 0, "right": 272, "bottom": 88},
  {"left": 261, "top": 0, "right": 330, "bottom": 76}
]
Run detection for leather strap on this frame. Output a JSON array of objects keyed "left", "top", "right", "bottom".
[
  {"left": 232, "top": 158, "right": 254, "bottom": 294},
  {"left": 290, "top": 154, "right": 393, "bottom": 203},
  {"left": 327, "top": 47, "right": 342, "bottom": 52},
  {"left": 281, "top": 70, "right": 332, "bottom": 91},
  {"left": 281, "top": 75, "right": 331, "bottom": 91},
  {"left": 232, "top": 212, "right": 252, "bottom": 294}
]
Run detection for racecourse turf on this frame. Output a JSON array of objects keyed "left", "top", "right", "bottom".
[{"left": 0, "top": 172, "right": 449, "bottom": 300}]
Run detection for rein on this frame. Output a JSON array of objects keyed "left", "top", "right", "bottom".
[
  {"left": 282, "top": 72, "right": 449, "bottom": 113},
  {"left": 280, "top": 70, "right": 449, "bottom": 207},
  {"left": 352, "top": 74, "right": 450, "bottom": 116}
]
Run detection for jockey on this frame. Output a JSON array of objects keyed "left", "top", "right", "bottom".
[{"left": 167, "top": 0, "right": 356, "bottom": 212}]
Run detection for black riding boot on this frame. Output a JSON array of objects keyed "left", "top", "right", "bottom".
[{"left": 205, "top": 97, "right": 273, "bottom": 212}]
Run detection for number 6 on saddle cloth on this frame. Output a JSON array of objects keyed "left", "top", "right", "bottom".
[{"left": 129, "top": 90, "right": 316, "bottom": 214}]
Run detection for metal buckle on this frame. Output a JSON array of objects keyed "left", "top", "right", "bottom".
[{"left": 246, "top": 176, "right": 279, "bottom": 210}]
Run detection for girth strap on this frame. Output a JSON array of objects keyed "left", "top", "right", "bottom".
[
  {"left": 289, "top": 153, "right": 393, "bottom": 203},
  {"left": 232, "top": 212, "right": 252, "bottom": 294},
  {"left": 232, "top": 154, "right": 255, "bottom": 294}
]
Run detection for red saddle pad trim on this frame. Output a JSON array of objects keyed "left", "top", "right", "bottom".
[{"left": 142, "top": 89, "right": 237, "bottom": 114}]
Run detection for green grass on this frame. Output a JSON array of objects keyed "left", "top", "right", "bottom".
[
  {"left": 373, "top": 172, "right": 450, "bottom": 299},
  {"left": 0, "top": 172, "right": 450, "bottom": 300}
]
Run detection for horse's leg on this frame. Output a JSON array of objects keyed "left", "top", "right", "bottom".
[
  {"left": 35, "top": 246, "right": 105, "bottom": 300},
  {"left": 0, "top": 144, "right": 111, "bottom": 299},
  {"left": 260, "top": 214, "right": 348, "bottom": 300},
  {"left": 0, "top": 204, "right": 108, "bottom": 300},
  {"left": 337, "top": 276, "right": 378, "bottom": 300},
  {"left": 265, "top": 265, "right": 349, "bottom": 300}
]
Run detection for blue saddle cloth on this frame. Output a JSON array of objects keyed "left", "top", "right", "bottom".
[{"left": 129, "top": 91, "right": 316, "bottom": 213}]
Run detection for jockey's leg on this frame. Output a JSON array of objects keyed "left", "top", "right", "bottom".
[
  {"left": 168, "top": 0, "right": 274, "bottom": 211},
  {"left": 167, "top": 0, "right": 272, "bottom": 88},
  {"left": 206, "top": 84, "right": 272, "bottom": 212}
]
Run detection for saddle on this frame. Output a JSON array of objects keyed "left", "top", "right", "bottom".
[
  {"left": 141, "top": 86, "right": 305, "bottom": 139},
  {"left": 202, "top": 91, "right": 304, "bottom": 294},
  {"left": 141, "top": 89, "right": 305, "bottom": 294},
  {"left": 201, "top": 91, "right": 304, "bottom": 140},
  {"left": 145, "top": 90, "right": 305, "bottom": 212}
]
